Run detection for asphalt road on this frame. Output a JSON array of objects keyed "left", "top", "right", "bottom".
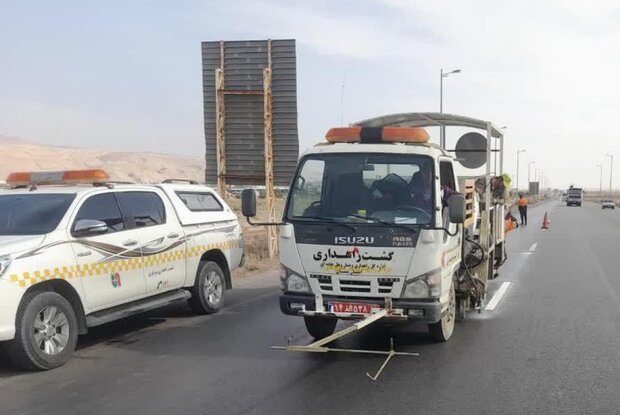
[{"left": 2, "top": 200, "right": 620, "bottom": 414}]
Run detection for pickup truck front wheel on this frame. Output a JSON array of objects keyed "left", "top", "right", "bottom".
[
  {"left": 188, "top": 261, "right": 225, "bottom": 314},
  {"left": 6, "top": 291, "right": 79, "bottom": 370}
]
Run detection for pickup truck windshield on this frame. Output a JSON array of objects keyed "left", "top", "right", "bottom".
[
  {"left": 286, "top": 153, "right": 434, "bottom": 225},
  {"left": 0, "top": 194, "right": 76, "bottom": 235}
]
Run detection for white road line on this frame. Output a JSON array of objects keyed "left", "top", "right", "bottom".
[
  {"left": 485, "top": 282, "right": 512, "bottom": 311},
  {"left": 529, "top": 242, "right": 538, "bottom": 252}
]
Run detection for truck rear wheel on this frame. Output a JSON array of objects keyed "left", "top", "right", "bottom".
[
  {"left": 428, "top": 282, "right": 456, "bottom": 342},
  {"left": 304, "top": 317, "right": 337, "bottom": 340},
  {"left": 188, "top": 261, "right": 225, "bottom": 314},
  {"left": 6, "top": 291, "right": 79, "bottom": 370}
]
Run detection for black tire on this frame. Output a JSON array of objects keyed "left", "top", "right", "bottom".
[
  {"left": 188, "top": 261, "right": 226, "bottom": 314},
  {"left": 428, "top": 282, "right": 456, "bottom": 342},
  {"left": 5, "top": 291, "right": 78, "bottom": 370},
  {"left": 304, "top": 317, "right": 337, "bottom": 340}
]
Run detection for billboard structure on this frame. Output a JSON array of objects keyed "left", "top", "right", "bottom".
[{"left": 202, "top": 39, "right": 300, "bottom": 256}]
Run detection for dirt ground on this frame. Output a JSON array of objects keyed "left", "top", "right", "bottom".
[{"left": 227, "top": 196, "right": 285, "bottom": 278}]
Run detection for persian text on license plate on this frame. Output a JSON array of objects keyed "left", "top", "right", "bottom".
[{"left": 329, "top": 302, "right": 375, "bottom": 314}]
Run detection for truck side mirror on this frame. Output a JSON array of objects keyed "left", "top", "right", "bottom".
[
  {"left": 447, "top": 194, "right": 465, "bottom": 224},
  {"left": 241, "top": 189, "right": 257, "bottom": 218}
]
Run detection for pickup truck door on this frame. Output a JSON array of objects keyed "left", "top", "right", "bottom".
[
  {"left": 115, "top": 191, "right": 186, "bottom": 295},
  {"left": 69, "top": 192, "right": 146, "bottom": 311}
]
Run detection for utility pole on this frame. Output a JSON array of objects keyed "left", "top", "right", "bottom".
[
  {"left": 597, "top": 163, "right": 603, "bottom": 193},
  {"left": 340, "top": 69, "right": 347, "bottom": 127},
  {"left": 606, "top": 153, "right": 614, "bottom": 196}
]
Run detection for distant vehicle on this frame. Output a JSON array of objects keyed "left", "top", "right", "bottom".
[
  {"left": 0, "top": 170, "right": 244, "bottom": 370},
  {"left": 602, "top": 199, "right": 615, "bottom": 209},
  {"left": 560, "top": 192, "right": 567, "bottom": 202},
  {"left": 566, "top": 187, "right": 582, "bottom": 206}
]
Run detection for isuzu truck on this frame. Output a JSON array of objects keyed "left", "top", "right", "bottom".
[{"left": 243, "top": 113, "right": 506, "bottom": 342}]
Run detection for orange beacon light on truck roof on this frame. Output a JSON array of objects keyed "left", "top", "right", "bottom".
[
  {"left": 6, "top": 169, "right": 110, "bottom": 187},
  {"left": 325, "top": 127, "right": 429, "bottom": 144}
]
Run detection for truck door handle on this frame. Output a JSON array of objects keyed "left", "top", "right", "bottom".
[
  {"left": 167, "top": 233, "right": 180, "bottom": 239},
  {"left": 123, "top": 240, "right": 138, "bottom": 247}
]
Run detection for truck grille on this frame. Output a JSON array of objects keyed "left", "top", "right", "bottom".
[{"left": 310, "top": 274, "right": 400, "bottom": 297}]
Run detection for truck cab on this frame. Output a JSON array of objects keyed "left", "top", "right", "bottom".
[
  {"left": 280, "top": 131, "right": 465, "bottom": 341},
  {"left": 243, "top": 113, "right": 507, "bottom": 343}
]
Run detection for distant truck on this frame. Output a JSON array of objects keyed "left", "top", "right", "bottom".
[
  {"left": 566, "top": 187, "right": 583, "bottom": 206},
  {"left": 0, "top": 170, "right": 244, "bottom": 369}
]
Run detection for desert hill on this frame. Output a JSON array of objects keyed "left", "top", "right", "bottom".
[{"left": 0, "top": 135, "right": 204, "bottom": 183}]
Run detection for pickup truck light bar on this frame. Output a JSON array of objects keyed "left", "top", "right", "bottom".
[{"left": 6, "top": 169, "right": 110, "bottom": 188}]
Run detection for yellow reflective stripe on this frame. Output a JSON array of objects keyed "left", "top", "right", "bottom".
[{"left": 8, "top": 239, "right": 241, "bottom": 288}]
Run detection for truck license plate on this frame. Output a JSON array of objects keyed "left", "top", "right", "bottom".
[{"left": 329, "top": 302, "right": 374, "bottom": 314}]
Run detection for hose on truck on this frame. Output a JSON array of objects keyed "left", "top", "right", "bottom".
[{"left": 459, "top": 236, "right": 486, "bottom": 303}]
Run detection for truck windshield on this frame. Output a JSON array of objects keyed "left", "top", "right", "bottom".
[
  {"left": 0, "top": 194, "right": 76, "bottom": 235},
  {"left": 286, "top": 153, "right": 434, "bottom": 225}
]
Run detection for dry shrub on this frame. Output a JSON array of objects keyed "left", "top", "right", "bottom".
[{"left": 228, "top": 195, "right": 285, "bottom": 277}]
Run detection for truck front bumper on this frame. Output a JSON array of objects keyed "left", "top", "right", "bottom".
[{"left": 280, "top": 293, "right": 442, "bottom": 324}]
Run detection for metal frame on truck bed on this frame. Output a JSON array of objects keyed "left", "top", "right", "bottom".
[{"left": 354, "top": 112, "right": 506, "bottom": 285}]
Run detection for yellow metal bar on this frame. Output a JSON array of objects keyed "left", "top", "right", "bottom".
[
  {"left": 215, "top": 40, "right": 227, "bottom": 198},
  {"left": 308, "top": 309, "right": 389, "bottom": 348}
]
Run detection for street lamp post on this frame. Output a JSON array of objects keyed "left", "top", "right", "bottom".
[
  {"left": 539, "top": 172, "right": 543, "bottom": 195},
  {"left": 597, "top": 163, "right": 603, "bottom": 193},
  {"left": 516, "top": 149, "right": 526, "bottom": 191},
  {"left": 528, "top": 161, "right": 535, "bottom": 193},
  {"left": 439, "top": 68, "right": 461, "bottom": 148},
  {"left": 606, "top": 153, "right": 614, "bottom": 195}
]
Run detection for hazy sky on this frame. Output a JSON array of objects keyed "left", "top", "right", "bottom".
[{"left": 2, "top": 0, "right": 620, "bottom": 189}]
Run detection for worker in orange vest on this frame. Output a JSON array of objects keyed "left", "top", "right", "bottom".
[{"left": 518, "top": 194, "right": 528, "bottom": 225}]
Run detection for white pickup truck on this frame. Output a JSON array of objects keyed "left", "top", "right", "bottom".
[{"left": 0, "top": 170, "right": 243, "bottom": 369}]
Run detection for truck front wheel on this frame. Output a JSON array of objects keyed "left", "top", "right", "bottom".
[
  {"left": 428, "top": 282, "right": 456, "bottom": 342},
  {"left": 304, "top": 317, "right": 337, "bottom": 340}
]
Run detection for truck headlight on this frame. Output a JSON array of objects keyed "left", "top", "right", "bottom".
[
  {"left": 280, "top": 265, "right": 310, "bottom": 293},
  {"left": 402, "top": 268, "right": 442, "bottom": 298},
  {"left": 286, "top": 274, "right": 310, "bottom": 293},
  {"left": 403, "top": 280, "right": 428, "bottom": 298},
  {"left": 0, "top": 255, "right": 12, "bottom": 278}
]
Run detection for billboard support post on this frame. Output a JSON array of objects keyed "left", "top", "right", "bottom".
[{"left": 263, "top": 39, "right": 278, "bottom": 257}]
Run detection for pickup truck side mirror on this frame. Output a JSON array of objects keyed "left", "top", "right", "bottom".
[
  {"left": 447, "top": 194, "right": 465, "bottom": 224},
  {"left": 73, "top": 219, "right": 108, "bottom": 237},
  {"left": 241, "top": 189, "right": 257, "bottom": 218}
]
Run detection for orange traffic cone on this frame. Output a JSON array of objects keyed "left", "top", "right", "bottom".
[{"left": 541, "top": 211, "right": 550, "bottom": 230}]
